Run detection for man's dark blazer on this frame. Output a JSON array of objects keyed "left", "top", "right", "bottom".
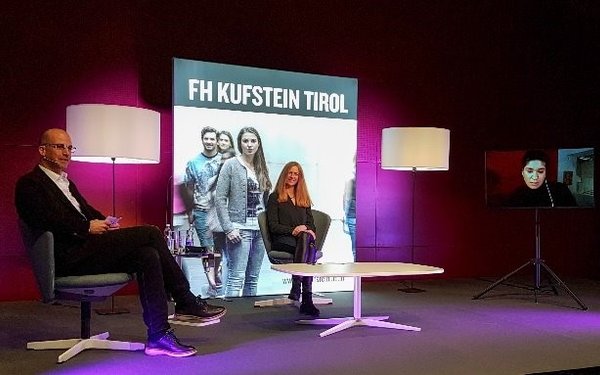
[{"left": 15, "top": 165, "right": 105, "bottom": 269}]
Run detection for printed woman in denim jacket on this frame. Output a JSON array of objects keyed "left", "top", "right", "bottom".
[{"left": 215, "top": 127, "right": 272, "bottom": 297}]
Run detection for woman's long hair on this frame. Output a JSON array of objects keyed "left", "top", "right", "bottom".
[
  {"left": 237, "top": 126, "right": 272, "bottom": 192},
  {"left": 209, "top": 148, "right": 237, "bottom": 192},
  {"left": 274, "top": 161, "right": 312, "bottom": 208}
]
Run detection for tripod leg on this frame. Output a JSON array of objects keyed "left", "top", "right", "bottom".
[
  {"left": 473, "top": 260, "right": 533, "bottom": 300},
  {"left": 536, "top": 263, "right": 559, "bottom": 296},
  {"left": 539, "top": 262, "right": 588, "bottom": 310}
]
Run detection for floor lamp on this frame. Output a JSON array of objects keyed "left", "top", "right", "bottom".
[
  {"left": 381, "top": 127, "right": 450, "bottom": 293},
  {"left": 67, "top": 104, "right": 161, "bottom": 314}
]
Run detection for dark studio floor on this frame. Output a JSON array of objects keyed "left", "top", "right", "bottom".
[{"left": 1, "top": 277, "right": 599, "bottom": 375}]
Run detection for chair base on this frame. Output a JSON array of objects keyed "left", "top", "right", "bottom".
[
  {"left": 27, "top": 332, "right": 145, "bottom": 363},
  {"left": 254, "top": 294, "right": 333, "bottom": 307}
]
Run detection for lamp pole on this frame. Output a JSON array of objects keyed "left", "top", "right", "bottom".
[
  {"left": 66, "top": 104, "right": 161, "bottom": 314},
  {"left": 96, "top": 156, "right": 130, "bottom": 315},
  {"left": 380, "top": 127, "right": 450, "bottom": 294},
  {"left": 398, "top": 167, "right": 425, "bottom": 293},
  {"left": 112, "top": 157, "right": 116, "bottom": 216}
]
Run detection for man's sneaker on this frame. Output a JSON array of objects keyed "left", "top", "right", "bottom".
[
  {"left": 175, "top": 296, "right": 227, "bottom": 322},
  {"left": 144, "top": 330, "right": 197, "bottom": 358}
]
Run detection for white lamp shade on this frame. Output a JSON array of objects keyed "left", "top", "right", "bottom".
[
  {"left": 381, "top": 127, "right": 450, "bottom": 171},
  {"left": 67, "top": 104, "right": 161, "bottom": 164}
]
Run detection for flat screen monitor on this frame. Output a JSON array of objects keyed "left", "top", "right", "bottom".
[{"left": 485, "top": 148, "right": 595, "bottom": 208}]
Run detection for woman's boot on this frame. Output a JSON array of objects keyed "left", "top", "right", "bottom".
[
  {"left": 288, "top": 275, "right": 301, "bottom": 301},
  {"left": 299, "top": 276, "right": 320, "bottom": 316}
]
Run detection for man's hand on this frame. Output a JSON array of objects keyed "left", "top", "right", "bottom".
[{"left": 89, "top": 219, "right": 110, "bottom": 235}]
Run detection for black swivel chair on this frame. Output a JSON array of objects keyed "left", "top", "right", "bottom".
[
  {"left": 254, "top": 209, "right": 333, "bottom": 307},
  {"left": 20, "top": 221, "right": 144, "bottom": 363}
]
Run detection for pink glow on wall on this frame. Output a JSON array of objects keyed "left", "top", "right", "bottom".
[{"left": 2, "top": 2, "right": 598, "bottom": 301}]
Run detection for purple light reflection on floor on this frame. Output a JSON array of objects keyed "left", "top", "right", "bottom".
[
  {"left": 32, "top": 303, "right": 600, "bottom": 374},
  {"left": 477, "top": 305, "right": 600, "bottom": 334},
  {"left": 37, "top": 333, "right": 353, "bottom": 375}
]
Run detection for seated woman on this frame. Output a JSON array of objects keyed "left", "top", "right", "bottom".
[{"left": 266, "top": 161, "right": 320, "bottom": 317}]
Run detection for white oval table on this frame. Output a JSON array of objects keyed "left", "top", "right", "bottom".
[{"left": 271, "top": 262, "right": 444, "bottom": 337}]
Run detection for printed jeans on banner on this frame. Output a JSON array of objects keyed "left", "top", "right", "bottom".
[
  {"left": 192, "top": 209, "right": 214, "bottom": 247},
  {"left": 346, "top": 216, "right": 356, "bottom": 260},
  {"left": 223, "top": 229, "right": 265, "bottom": 297}
]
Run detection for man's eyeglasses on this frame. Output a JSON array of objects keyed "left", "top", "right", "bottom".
[{"left": 43, "top": 144, "right": 77, "bottom": 152}]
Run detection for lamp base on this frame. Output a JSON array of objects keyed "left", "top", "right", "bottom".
[
  {"left": 398, "top": 281, "right": 426, "bottom": 293},
  {"left": 95, "top": 307, "right": 130, "bottom": 315},
  {"left": 398, "top": 287, "right": 426, "bottom": 293},
  {"left": 94, "top": 296, "right": 130, "bottom": 315}
]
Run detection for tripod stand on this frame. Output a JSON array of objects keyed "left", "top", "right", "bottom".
[{"left": 473, "top": 209, "right": 587, "bottom": 310}]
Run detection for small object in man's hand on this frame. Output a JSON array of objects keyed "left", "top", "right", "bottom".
[{"left": 105, "top": 216, "right": 122, "bottom": 228}]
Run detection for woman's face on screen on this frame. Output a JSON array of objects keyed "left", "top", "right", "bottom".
[
  {"left": 240, "top": 132, "right": 259, "bottom": 157},
  {"left": 522, "top": 160, "right": 546, "bottom": 189}
]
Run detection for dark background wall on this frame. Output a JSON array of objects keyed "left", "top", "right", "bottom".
[{"left": 2, "top": 1, "right": 598, "bottom": 301}]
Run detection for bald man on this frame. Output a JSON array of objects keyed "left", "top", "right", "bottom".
[{"left": 15, "top": 128, "right": 226, "bottom": 358}]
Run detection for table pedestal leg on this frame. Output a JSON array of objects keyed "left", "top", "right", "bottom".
[{"left": 296, "top": 276, "right": 421, "bottom": 337}]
